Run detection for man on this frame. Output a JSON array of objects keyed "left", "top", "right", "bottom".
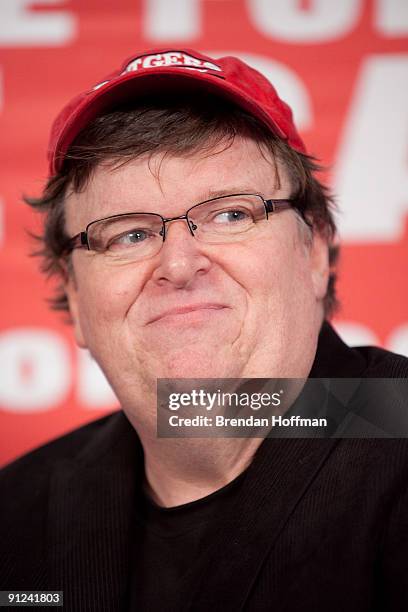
[{"left": 1, "top": 49, "right": 407, "bottom": 611}]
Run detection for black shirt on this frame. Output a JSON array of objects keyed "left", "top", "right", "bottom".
[{"left": 127, "top": 471, "right": 247, "bottom": 611}]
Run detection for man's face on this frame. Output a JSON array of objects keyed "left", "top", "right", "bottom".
[{"left": 65, "top": 136, "right": 329, "bottom": 420}]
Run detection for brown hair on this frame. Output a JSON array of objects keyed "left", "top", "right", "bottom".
[{"left": 25, "top": 95, "right": 339, "bottom": 316}]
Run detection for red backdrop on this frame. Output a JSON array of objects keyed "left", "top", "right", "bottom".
[{"left": 0, "top": 0, "right": 407, "bottom": 467}]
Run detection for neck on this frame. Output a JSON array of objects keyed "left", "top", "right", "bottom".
[
  {"left": 139, "top": 436, "right": 263, "bottom": 507},
  {"left": 124, "top": 378, "right": 306, "bottom": 507}
]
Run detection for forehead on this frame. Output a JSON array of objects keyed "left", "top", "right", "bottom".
[{"left": 64, "top": 136, "right": 290, "bottom": 229}]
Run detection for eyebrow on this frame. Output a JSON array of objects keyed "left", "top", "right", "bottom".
[{"left": 202, "top": 187, "right": 263, "bottom": 200}]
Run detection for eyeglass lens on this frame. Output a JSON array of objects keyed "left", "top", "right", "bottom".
[{"left": 87, "top": 194, "right": 267, "bottom": 259}]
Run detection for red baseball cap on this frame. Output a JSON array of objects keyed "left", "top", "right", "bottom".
[{"left": 48, "top": 48, "right": 306, "bottom": 176}]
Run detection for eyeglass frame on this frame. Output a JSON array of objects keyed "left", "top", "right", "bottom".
[{"left": 64, "top": 193, "right": 300, "bottom": 254}]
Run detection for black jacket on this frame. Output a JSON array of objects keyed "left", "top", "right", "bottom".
[{"left": 1, "top": 323, "right": 408, "bottom": 611}]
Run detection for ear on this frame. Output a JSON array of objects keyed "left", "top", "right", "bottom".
[
  {"left": 62, "top": 262, "right": 88, "bottom": 349},
  {"left": 309, "top": 231, "right": 330, "bottom": 301}
]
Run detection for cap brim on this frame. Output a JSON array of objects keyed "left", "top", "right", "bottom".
[{"left": 51, "top": 68, "right": 289, "bottom": 174}]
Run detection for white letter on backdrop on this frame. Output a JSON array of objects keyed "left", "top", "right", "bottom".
[
  {"left": 144, "top": 0, "right": 201, "bottom": 40},
  {"left": 248, "top": 0, "right": 361, "bottom": 43},
  {"left": 334, "top": 322, "right": 380, "bottom": 348},
  {"left": 0, "top": 329, "right": 70, "bottom": 412},
  {"left": 388, "top": 323, "right": 408, "bottom": 357},
  {"left": 0, "top": 0, "right": 76, "bottom": 45},
  {"left": 0, "top": 71, "right": 3, "bottom": 248},
  {"left": 206, "top": 51, "right": 312, "bottom": 131},
  {"left": 77, "top": 349, "right": 117, "bottom": 409},
  {"left": 376, "top": 0, "right": 408, "bottom": 36},
  {"left": 334, "top": 55, "right": 408, "bottom": 241}
]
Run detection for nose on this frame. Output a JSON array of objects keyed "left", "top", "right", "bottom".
[{"left": 152, "top": 218, "right": 211, "bottom": 288}]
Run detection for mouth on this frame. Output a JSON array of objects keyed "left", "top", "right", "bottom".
[{"left": 147, "top": 304, "right": 228, "bottom": 325}]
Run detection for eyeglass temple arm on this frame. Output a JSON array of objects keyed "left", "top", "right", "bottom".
[
  {"left": 64, "top": 232, "right": 89, "bottom": 253},
  {"left": 265, "top": 198, "right": 313, "bottom": 231},
  {"left": 264, "top": 199, "right": 293, "bottom": 214}
]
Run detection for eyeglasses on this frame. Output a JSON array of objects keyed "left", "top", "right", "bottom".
[{"left": 66, "top": 193, "right": 295, "bottom": 261}]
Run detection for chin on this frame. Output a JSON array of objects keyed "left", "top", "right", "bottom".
[{"left": 155, "top": 348, "right": 237, "bottom": 379}]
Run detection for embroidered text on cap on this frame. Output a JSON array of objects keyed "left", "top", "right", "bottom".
[{"left": 122, "top": 52, "right": 223, "bottom": 74}]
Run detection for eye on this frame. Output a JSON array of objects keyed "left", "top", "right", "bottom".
[
  {"left": 212, "top": 209, "right": 252, "bottom": 224},
  {"left": 107, "top": 228, "right": 154, "bottom": 250}
]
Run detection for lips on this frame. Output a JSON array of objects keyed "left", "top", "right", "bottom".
[{"left": 147, "top": 303, "right": 228, "bottom": 325}]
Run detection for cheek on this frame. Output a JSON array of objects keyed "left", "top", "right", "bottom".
[
  {"left": 238, "top": 237, "right": 315, "bottom": 323},
  {"left": 74, "top": 263, "right": 142, "bottom": 339},
  {"left": 228, "top": 234, "right": 307, "bottom": 301}
]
